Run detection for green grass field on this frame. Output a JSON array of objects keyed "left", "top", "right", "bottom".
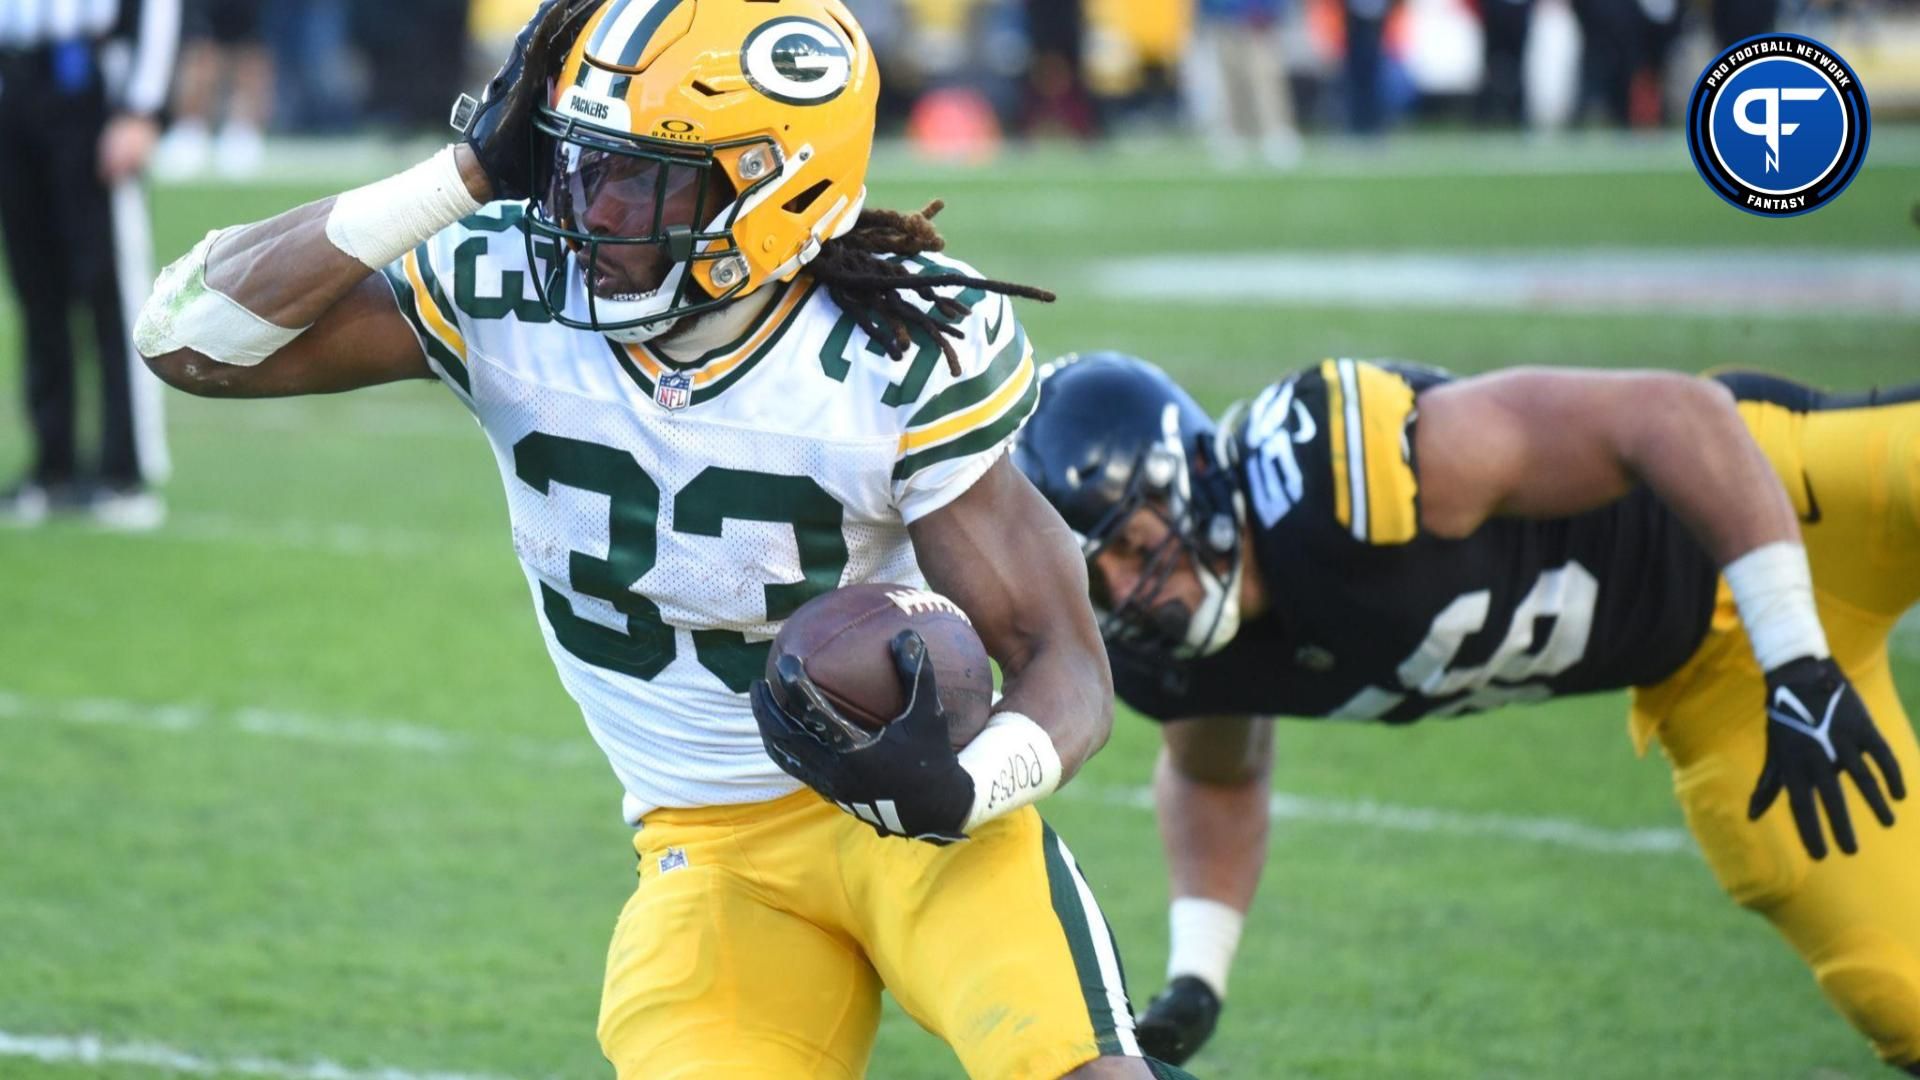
[{"left": 2, "top": 131, "right": 1918, "bottom": 1079}]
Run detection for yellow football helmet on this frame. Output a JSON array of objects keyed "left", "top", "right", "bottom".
[{"left": 528, "top": 0, "right": 879, "bottom": 342}]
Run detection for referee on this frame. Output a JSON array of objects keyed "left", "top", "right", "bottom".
[{"left": 0, "top": 0, "right": 179, "bottom": 529}]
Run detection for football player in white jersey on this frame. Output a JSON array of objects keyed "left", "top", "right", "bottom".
[{"left": 134, "top": 2, "right": 1193, "bottom": 1077}]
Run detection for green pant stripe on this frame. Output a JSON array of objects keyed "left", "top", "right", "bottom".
[{"left": 1042, "top": 822, "right": 1124, "bottom": 1058}]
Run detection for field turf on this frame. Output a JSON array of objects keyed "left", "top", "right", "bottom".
[{"left": 2, "top": 131, "right": 1918, "bottom": 1079}]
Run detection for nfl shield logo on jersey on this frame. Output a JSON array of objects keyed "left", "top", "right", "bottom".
[{"left": 654, "top": 372, "right": 693, "bottom": 411}]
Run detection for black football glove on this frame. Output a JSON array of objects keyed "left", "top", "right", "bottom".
[
  {"left": 751, "top": 630, "right": 975, "bottom": 845},
  {"left": 1135, "top": 975, "right": 1221, "bottom": 1066},
  {"left": 449, "top": 0, "right": 598, "bottom": 201},
  {"left": 1748, "top": 656, "right": 1906, "bottom": 859}
]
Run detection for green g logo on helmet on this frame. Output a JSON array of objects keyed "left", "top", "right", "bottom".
[{"left": 741, "top": 17, "right": 853, "bottom": 106}]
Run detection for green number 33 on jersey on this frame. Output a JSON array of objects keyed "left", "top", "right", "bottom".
[{"left": 513, "top": 431, "right": 849, "bottom": 692}]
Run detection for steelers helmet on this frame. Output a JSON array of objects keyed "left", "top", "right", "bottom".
[
  {"left": 1014, "top": 353, "right": 1248, "bottom": 659},
  {"left": 527, "top": 0, "right": 879, "bottom": 342}
]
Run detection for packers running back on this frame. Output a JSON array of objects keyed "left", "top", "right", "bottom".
[{"left": 137, "top": 2, "right": 1186, "bottom": 1076}]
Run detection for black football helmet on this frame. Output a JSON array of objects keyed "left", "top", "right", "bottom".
[{"left": 1013, "top": 353, "right": 1246, "bottom": 659}]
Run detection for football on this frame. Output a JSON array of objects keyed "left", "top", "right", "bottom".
[{"left": 767, "top": 583, "right": 995, "bottom": 748}]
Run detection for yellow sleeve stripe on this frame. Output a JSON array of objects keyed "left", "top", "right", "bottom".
[
  {"left": 897, "top": 346, "right": 1035, "bottom": 455},
  {"left": 1326, "top": 359, "right": 1421, "bottom": 545},
  {"left": 1322, "top": 359, "right": 1353, "bottom": 532},
  {"left": 403, "top": 249, "right": 467, "bottom": 363}
]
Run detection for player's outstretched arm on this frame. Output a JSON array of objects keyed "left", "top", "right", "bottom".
[
  {"left": 911, "top": 456, "right": 1116, "bottom": 787},
  {"left": 1414, "top": 368, "right": 1905, "bottom": 859},
  {"left": 136, "top": 0, "right": 592, "bottom": 398},
  {"left": 1414, "top": 367, "right": 1791, "bottom": 558},
  {"left": 137, "top": 184, "right": 469, "bottom": 398},
  {"left": 1134, "top": 714, "right": 1272, "bottom": 1065}
]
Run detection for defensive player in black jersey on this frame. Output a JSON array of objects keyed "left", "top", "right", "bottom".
[{"left": 1013, "top": 353, "right": 1920, "bottom": 1072}]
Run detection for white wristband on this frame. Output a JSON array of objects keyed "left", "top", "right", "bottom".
[
  {"left": 1723, "top": 541, "right": 1830, "bottom": 671},
  {"left": 1168, "top": 896, "right": 1246, "bottom": 997},
  {"left": 958, "top": 711, "right": 1063, "bottom": 832},
  {"left": 135, "top": 229, "right": 306, "bottom": 368},
  {"left": 325, "top": 145, "right": 483, "bottom": 270}
]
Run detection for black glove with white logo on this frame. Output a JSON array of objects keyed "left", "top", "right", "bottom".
[
  {"left": 752, "top": 630, "right": 976, "bottom": 845},
  {"left": 451, "top": 0, "right": 596, "bottom": 200},
  {"left": 1135, "top": 976, "right": 1222, "bottom": 1066},
  {"left": 1748, "top": 656, "right": 1905, "bottom": 859}
]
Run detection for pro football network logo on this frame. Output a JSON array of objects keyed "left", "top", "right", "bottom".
[{"left": 1686, "top": 34, "right": 1869, "bottom": 217}]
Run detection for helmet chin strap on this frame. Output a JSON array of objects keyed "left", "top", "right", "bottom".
[{"left": 592, "top": 258, "right": 688, "bottom": 345}]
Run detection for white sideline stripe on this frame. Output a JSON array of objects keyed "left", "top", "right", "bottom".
[
  {"left": 146, "top": 130, "right": 1920, "bottom": 186},
  {"left": 0, "top": 1030, "right": 513, "bottom": 1080},
  {"left": 29, "top": 512, "right": 460, "bottom": 561},
  {"left": 0, "top": 691, "right": 598, "bottom": 768},
  {"left": 0, "top": 690, "right": 1691, "bottom": 856},
  {"left": 160, "top": 512, "right": 447, "bottom": 559},
  {"left": 868, "top": 133, "right": 1920, "bottom": 182},
  {"left": 1085, "top": 251, "right": 1920, "bottom": 319}
]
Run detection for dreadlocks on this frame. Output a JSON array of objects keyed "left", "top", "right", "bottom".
[{"left": 808, "top": 200, "right": 1054, "bottom": 376}]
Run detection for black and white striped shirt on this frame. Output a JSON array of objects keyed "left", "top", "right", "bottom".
[{"left": 0, "top": 0, "right": 181, "bottom": 114}]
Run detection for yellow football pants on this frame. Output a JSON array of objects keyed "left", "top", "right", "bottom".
[
  {"left": 1631, "top": 376, "right": 1920, "bottom": 1067},
  {"left": 596, "top": 788, "right": 1138, "bottom": 1079}
]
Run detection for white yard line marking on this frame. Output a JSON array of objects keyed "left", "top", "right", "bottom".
[
  {"left": 160, "top": 512, "right": 450, "bottom": 559},
  {"left": 868, "top": 132, "right": 1920, "bottom": 182},
  {"left": 1078, "top": 785, "right": 1692, "bottom": 856},
  {"left": 1083, "top": 251, "right": 1920, "bottom": 319},
  {"left": 20, "top": 512, "right": 469, "bottom": 561},
  {"left": 1, "top": 690, "right": 1690, "bottom": 856},
  {"left": 0, "top": 1030, "right": 515, "bottom": 1080}
]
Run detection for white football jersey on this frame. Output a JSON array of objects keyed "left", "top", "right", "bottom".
[{"left": 382, "top": 203, "right": 1037, "bottom": 822}]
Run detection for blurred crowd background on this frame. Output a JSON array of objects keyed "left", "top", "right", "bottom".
[{"left": 155, "top": 0, "right": 1920, "bottom": 179}]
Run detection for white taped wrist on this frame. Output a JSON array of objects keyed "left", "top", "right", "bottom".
[
  {"left": 958, "top": 711, "right": 1063, "bottom": 832},
  {"left": 1724, "top": 541, "right": 1830, "bottom": 671},
  {"left": 1168, "top": 897, "right": 1245, "bottom": 997},
  {"left": 135, "top": 230, "right": 305, "bottom": 368},
  {"left": 325, "top": 145, "right": 482, "bottom": 270}
]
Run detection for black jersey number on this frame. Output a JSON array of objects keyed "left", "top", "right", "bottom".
[
  {"left": 512, "top": 432, "right": 848, "bottom": 692},
  {"left": 1335, "top": 562, "right": 1600, "bottom": 719}
]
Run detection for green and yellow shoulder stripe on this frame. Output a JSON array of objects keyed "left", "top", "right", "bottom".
[
  {"left": 892, "top": 295, "right": 1038, "bottom": 484},
  {"left": 380, "top": 242, "right": 473, "bottom": 401},
  {"left": 1320, "top": 357, "right": 1421, "bottom": 546}
]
